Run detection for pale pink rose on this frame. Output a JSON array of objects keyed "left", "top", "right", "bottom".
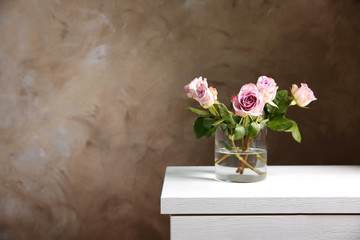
[
  {"left": 232, "top": 83, "right": 265, "bottom": 117},
  {"left": 184, "top": 77, "right": 217, "bottom": 108},
  {"left": 291, "top": 83, "right": 317, "bottom": 107},
  {"left": 256, "top": 76, "right": 278, "bottom": 103}
]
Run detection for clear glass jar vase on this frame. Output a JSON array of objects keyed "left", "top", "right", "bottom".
[{"left": 214, "top": 126, "right": 267, "bottom": 183}]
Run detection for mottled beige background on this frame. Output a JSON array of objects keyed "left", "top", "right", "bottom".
[{"left": 0, "top": 0, "right": 359, "bottom": 239}]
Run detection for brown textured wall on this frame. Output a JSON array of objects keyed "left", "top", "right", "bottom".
[{"left": 0, "top": 0, "right": 359, "bottom": 239}]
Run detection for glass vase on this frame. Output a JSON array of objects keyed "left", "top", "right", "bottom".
[{"left": 214, "top": 127, "right": 267, "bottom": 183}]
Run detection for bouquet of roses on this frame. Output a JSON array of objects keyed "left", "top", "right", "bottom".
[{"left": 184, "top": 76, "right": 316, "bottom": 175}]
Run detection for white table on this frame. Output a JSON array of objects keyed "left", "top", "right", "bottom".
[{"left": 161, "top": 166, "right": 360, "bottom": 240}]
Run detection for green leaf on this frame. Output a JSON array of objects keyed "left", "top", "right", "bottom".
[
  {"left": 216, "top": 103, "right": 235, "bottom": 124},
  {"left": 205, "top": 127, "right": 217, "bottom": 138},
  {"left": 226, "top": 123, "right": 236, "bottom": 129},
  {"left": 268, "top": 101, "right": 278, "bottom": 108},
  {"left": 286, "top": 121, "right": 301, "bottom": 143},
  {"left": 266, "top": 90, "right": 290, "bottom": 116},
  {"left": 220, "top": 141, "right": 232, "bottom": 151},
  {"left": 208, "top": 106, "right": 218, "bottom": 116},
  {"left": 291, "top": 125, "right": 301, "bottom": 143},
  {"left": 267, "top": 116, "right": 293, "bottom": 131},
  {"left": 203, "top": 118, "right": 215, "bottom": 129},
  {"left": 233, "top": 115, "right": 243, "bottom": 124},
  {"left": 234, "top": 125, "right": 246, "bottom": 140},
  {"left": 186, "top": 107, "right": 209, "bottom": 116},
  {"left": 260, "top": 119, "right": 269, "bottom": 125},
  {"left": 193, "top": 117, "right": 215, "bottom": 139},
  {"left": 193, "top": 117, "right": 207, "bottom": 139},
  {"left": 248, "top": 122, "right": 260, "bottom": 138},
  {"left": 219, "top": 123, "right": 227, "bottom": 131},
  {"left": 213, "top": 119, "right": 225, "bottom": 126}
]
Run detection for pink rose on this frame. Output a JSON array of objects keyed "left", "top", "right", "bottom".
[
  {"left": 184, "top": 77, "right": 218, "bottom": 108},
  {"left": 291, "top": 83, "right": 317, "bottom": 107},
  {"left": 232, "top": 83, "right": 265, "bottom": 117},
  {"left": 256, "top": 76, "right": 278, "bottom": 103}
]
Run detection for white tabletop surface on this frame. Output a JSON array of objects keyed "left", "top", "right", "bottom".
[{"left": 161, "top": 166, "right": 360, "bottom": 214}]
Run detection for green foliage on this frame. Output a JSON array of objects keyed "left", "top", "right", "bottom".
[
  {"left": 291, "top": 124, "right": 301, "bottom": 143},
  {"left": 248, "top": 122, "right": 260, "bottom": 138},
  {"left": 193, "top": 117, "right": 216, "bottom": 139},
  {"left": 266, "top": 90, "right": 290, "bottom": 116},
  {"left": 205, "top": 126, "right": 217, "bottom": 137},
  {"left": 285, "top": 121, "right": 302, "bottom": 143},
  {"left": 213, "top": 119, "right": 225, "bottom": 126},
  {"left": 219, "top": 141, "right": 232, "bottom": 151},
  {"left": 234, "top": 125, "right": 246, "bottom": 140},
  {"left": 186, "top": 107, "right": 209, "bottom": 116},
  {"left": 233, "top": 115, "right": 242, "bottom": 124},
  {"left": 267, "top": 116, "right": 293, "bottom": 131},
  {"left": 216, "top": 103, "right": 235, "bottom": 124},
  {"left": 188, "top": 89, "right": 306, "bottom": 143},
  {"left": 265, "top": 90, "right": 303, "bottom": 142},
  {"left": 208, "top": 106, "right": 218, "bottom": 117}
]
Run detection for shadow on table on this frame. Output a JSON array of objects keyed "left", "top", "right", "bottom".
[{"left": 169, "top": 166, "right": 222, "bottom": 182}]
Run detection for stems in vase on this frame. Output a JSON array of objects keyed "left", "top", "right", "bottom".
[
  {"left": 229, "top": 137, "right": 264, "bottom": 175},
  {"left": 238, "top": 137, "right": 254, "bottom": 174},
  {"left": 215, "top": 154, "right": 230, "bottom": 165}
]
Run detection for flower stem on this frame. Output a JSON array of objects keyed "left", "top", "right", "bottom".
[
  {"left": 244, "top": 149, "right": 267, "bottom": 164},
  {"left": 256, "top": 154, "right": 267, "bottom": 164},
  {"left": 237, "top": 154, "right": 249, "bottom": 174},
  {"left": 215, "top": 154, "right": 230, "bottom": 165},
  {"left": 230, "top": 138, "right": 264, "bottom": 175},
  {"left": 238, "top": 137, "right": 253, "bottom": 174},
  {"left": 236, "top": 155, "right": 265, "bottom": 175},
  {"left": 210, "top": 105, "right": 220, "bottom": 117}
]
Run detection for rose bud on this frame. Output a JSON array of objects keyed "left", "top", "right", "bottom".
[{"left": 291, "top": 83, "right": 317, "bottom": 107}]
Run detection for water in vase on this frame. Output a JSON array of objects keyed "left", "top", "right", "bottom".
[{"left": 215, "top": 147, "right": 267, "bottom": 183}]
